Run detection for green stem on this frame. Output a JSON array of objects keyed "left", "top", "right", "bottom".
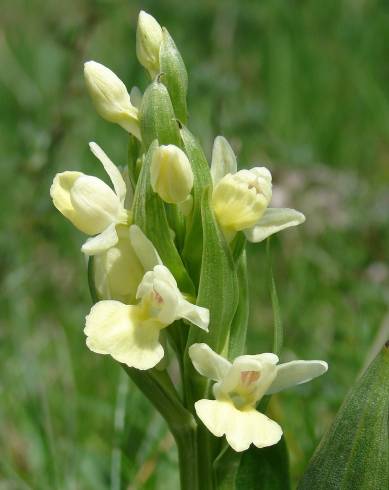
[
  {"left": 197, "top": 425, "right": 216, "bottom": 490},
  {"left": 123, "top": 366, "right": 199, "bottom": 490}
]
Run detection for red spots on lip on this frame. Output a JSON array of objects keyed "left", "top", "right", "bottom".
[
  {"left": 240, "top": 371, "right": 260, "bottom": 385},
  {"left": 153, "top": 290, "right": 164, "bottom": 304}
]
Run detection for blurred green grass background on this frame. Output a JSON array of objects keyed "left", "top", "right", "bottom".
[{"left": 1, "top": 0, "right": 388, "bottom": 488}]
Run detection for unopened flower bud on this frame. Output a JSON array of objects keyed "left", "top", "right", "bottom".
[
  {"left": 212, "top": 167, "right": 272, "bottom": 232},
  {"left": 150, "top": 145, "right": 193, "bottom": 204},
  {"left": 136, "top": 11, "right": 163, "bottom": 78},
  {"left": 84, "top": 61, "right": 140, "bottom": 140}
]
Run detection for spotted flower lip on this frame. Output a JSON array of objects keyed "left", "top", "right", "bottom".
[
  {"left": 189, "top": 343, "right": 328, "bottom": 452},
  {"left": 50, "top": 142, "right": 130, "bottom": 255},
  {"left": 84, "top": 228, "right": 209, "bottom": 371},
  {"left": 210, "top": 136, "right": 306, "bottom": 242}
]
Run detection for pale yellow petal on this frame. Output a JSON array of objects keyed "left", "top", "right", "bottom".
[
  {"left": 89, "top": 142, "right": 126, "bottom": 203},
  {"left": 81, "top": 223, "right": 118, "bottom": 256},
  {"left": 129, "top": 225, "right": 162, "bottom": 271},
  {"left": 211, "top": 136, "right": 237, "bottom": 185},
  {"left": 84, "top": 300, "right": 163, "bottom": 370},
  {"left": 93, "top": 226, "right": 144, "bottom": 303},
  {"left": 70, "top": 175, "right": 126, "bottom": 235},
  {"left": 266, "top": 360, "right": 328, "bottom": 395},
  {"left": 195, "top": 400, "right": 282, "bottom": 452},
  {"left": 189, "top": 343, "right": 231, "bottom": 381},
  {"left": 50, "top": 171, "right": 83, "bottom": 224},
  {"left": 244, "top": 208, "right": 305, "bottom": 243}
]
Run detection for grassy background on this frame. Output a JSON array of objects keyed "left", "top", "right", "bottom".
[{"left": 1, "top": 0, "right": 389, "bottom": 488}]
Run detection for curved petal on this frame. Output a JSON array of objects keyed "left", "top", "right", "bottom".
[
  {"left": 177, "top": 299, "right": 209, "bottom": 331},
  {"left": 93, "top": 225, "right": 144, "bottom": 303},
  {"left": 89, "top": 142, "right": 127, "bottom": 204},
  {"left": 244, "top": 208, "right": 306, "bottom": 243},
  {"left": 195, "top": 400, "right": 282, "bottom": 452},
  {"left": 50, "top": 170, "right": 83, "bottom": 224},
  {"left": 211, "top": 136, "right": 237, "bottom": 185},
  {"left": 70, "top": 175, "right": 126, "bottom": 235},
  {"left": 81, "top": 223, "right": 119, "bottom": 256},
  {"left": 189, "top": 343, "right": 231, "bottom": 381},
  {"left": 85, "top": 300, "right": 163, "bottom": 370},
  {"left": 266, "top": 360, "right": 328, "bottom": 395},
  {"left": 129, "top": 225, "right": 162, "bottom": 271}
]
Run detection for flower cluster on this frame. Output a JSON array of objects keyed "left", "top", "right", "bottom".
[{"left": 50, "top": 10, "right": 327, "bottom": 456}]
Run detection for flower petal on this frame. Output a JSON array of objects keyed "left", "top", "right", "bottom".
[
  {"left": 89, "top": 142, "right": 127, "bottom": 204},
  {"left": 70, "top": 174, "right": 126, "bottom": 234},
  {"left": 177, "top": 299, "right": 209, "bottom": 331},
  {"left": 85, "top": 300, "right": 163, "bottom": 370},
  {"left": 244, "top": 208, "right": 306, "bottom": 243},
  {"left": 189, "top": 343, "right": 231, "bottom": 381},
  {"left": 129, "top": 225, "right": 162, "bottom": 271},
  {"left": 195, "top": 400, "right": 282, "bottom": 452},
  {"left": 50, "top": 171, "right": 84, "bottom": 226},
  {"left": 211, "top": 136, "right": 237, "bottom": 185},
  {"left": 266, "top": 360, "right": 328, "bottom": 395},
  {"left": 93, "top": 225, "right": 144, "bottom": 303},
  {"left": 218, "top": 355, "right": 278, "bottom": 401},
  {"left": 81, "top": 223, "right": 119, "bottom": 256}
]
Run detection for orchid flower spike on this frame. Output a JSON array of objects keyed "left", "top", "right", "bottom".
[
  {"left": 210, "top": 136, "right": 306, "bottom": 243},
  {"left": 85, "top": 227, "right": 209, "bottom": 370},
  {"left": 189, "top": 343, "right": 328, "bottom": 452},
  {"left": 50, "top": 143, "right": 131, "bottom": 255}
]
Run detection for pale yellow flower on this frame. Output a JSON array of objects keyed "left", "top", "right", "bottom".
[
  {"left": 189, "top": 343, "right": 328, "bottom": 452},
  {"left": 210, "top": 136, "right": 305, "bottom": 242},
  {"left": 85, "top": 235, "right": 209, "bottom": 370},
  {"left": 50, "top": 142, "right": 129, "bottom": 255}
]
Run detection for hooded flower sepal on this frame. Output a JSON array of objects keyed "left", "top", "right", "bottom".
[
  {"left": 85, "top": 265, "right": 209, "bottom": 370},
  {"left": 50, "top": 142, "right": 130, "bottom": 255},
  {"left": 189, "top": 343, "right": 328, "bottom": 452},
  {"left": 210, "top": 136, "right": 305, "bottom": 243}
]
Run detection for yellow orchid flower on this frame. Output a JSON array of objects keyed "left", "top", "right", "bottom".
[
  {"left": 189, "top": 343, "right": 328, "bottom": 452},
  {"left": 210, "top": 136, "right": 306, "bottom": 243}
]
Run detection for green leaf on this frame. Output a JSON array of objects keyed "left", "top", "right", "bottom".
[
  {"left": 298, "top": 344, "right": 389, "bottom": 490},
  {"left": 231, "top": 232, "right": 246, "bottom": 263},
  {"left": 213, "top": 445, "right": 242, "bottom": 490},
  {"left": 132, "top": 140, "right": 194, "bottom": 295},
  {"left": 127, "top": 133, "right": 141, "bottom": 189},
  {"left": 236, "top": 437, "right": 290, "bottom": 490},
  {"left": 228, "top": 252, "right": 249, "bottom": 360},
  {"left": 87, "top": 256, "right": 99, "bottom": 304},
  {"left": 193, "top": 187, "right": 238, "bottom": 353},
  {"left": 139, "top": 79, "right": 181, "bottom": 149},
  {"left": 267, "top": 239, "right": 283, "bottom": 355},
  {"left": 180, "top": 126, "right": 212, "bottom": 287},
  {"left": 184, "top": 187, "right": 239, "bottom": 404},
  {"left": 159, "top": 28, "right": 188, "bottom": 123}
]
